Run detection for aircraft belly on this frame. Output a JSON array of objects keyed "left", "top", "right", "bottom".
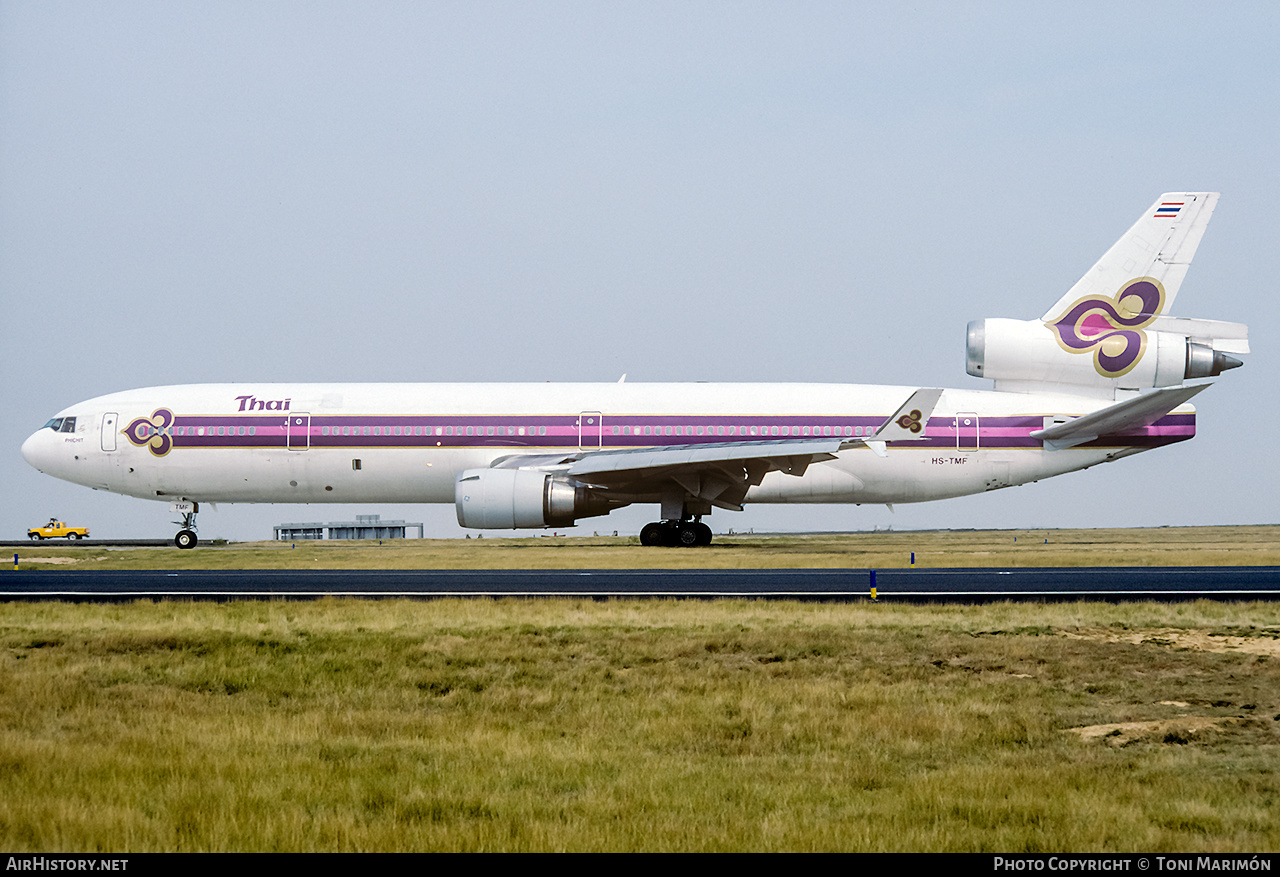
[{"left": 745, "top": 447, "right": 1124, "bottom": 505}]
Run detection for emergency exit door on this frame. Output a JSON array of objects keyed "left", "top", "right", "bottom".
[{"left": 286, "top": 413, "right": 311, "bottom": 450}]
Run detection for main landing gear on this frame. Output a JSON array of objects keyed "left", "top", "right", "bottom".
[
  {"left": 174, "top": 502, "right": 199, "bottom": 549},
  {"left": 639, "top": 518, "right": 713, "bottom": 547}
]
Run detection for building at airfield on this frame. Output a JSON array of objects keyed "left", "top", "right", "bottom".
[{"left": 273, "top": 514, "right": 424, "bottom": 541}]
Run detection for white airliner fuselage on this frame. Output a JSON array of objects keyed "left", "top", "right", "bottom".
[
  {"left": 21, "top": 193, "right": 1248, "bottom": 547},
  {"left": 21, "top": 380, "right": 1172, "bottom": 503}
]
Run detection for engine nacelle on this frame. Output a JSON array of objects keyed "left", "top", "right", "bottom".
[
  {"left": 966, "top": 318, "right": 1244, "bottom": 393},
  {"left": 455, "top": 468, "right": 619, "bottom": 529}
]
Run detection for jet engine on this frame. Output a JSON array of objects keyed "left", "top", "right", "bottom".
[
  {"left": 455, "top": 468, "right": 621, "bottom": 529},
  {"left": 965, "top": 317, "right": 1246, "bottom": 393}
]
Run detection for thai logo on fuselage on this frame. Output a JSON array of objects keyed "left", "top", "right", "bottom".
[
  {"left": 123, "top": 408, "right": 175, "bottom": 456},
  {"left": 1046, "top": 277, "right": 1166, "bottom": 378}
]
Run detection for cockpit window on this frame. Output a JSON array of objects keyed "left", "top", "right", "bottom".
[
  {"left": 43, "top": 418, "right": 64, "bottom": 431},
  {"left": 59, "top": 417, "right": 77, "bottom": 433}
]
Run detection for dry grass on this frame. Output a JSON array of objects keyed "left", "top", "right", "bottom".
[
  {"left": 1, "top": 599, "right": 1278, "bottom": 851},
  {"left": 7, "top": 524, "right": 1280, "bottom": 570}
]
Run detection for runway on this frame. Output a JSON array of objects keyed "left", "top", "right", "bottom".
[
  {"left": 0, "top": 539, "right": 171, "bottom": 548},
  {"left": 2, "top": 567, "right": 1279, "bottom": 602}
]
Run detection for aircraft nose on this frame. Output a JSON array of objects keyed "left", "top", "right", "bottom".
[{"left": 21, "top": 429, "right": 55, "bottom": 473}]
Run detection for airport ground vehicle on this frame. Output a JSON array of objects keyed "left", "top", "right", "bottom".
[{"left": 27, "top": 520, "right": 89, "bottom": 541}]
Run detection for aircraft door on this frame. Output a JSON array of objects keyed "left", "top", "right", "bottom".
[
  {"left": 578, "top": 411, "right": 603, "bottom": 450},
  {"left": 286, "top": 413, "right": 311, "bottom": 451},
  {"left": 101, "top": 412, "right": 118, "bottom": 452},
  {"left": 956, "top": 412, "right": 979, "bottom": 452}
]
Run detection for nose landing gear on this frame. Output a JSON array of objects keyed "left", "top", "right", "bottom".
[{"left": 173, "top": 502, "right": 199, "bottom": 549}]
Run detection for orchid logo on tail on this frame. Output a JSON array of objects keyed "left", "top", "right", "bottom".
[
  {"left": 895, "top": 409, "right": 924, "bottom": 433},
  {"left": 123, "top": 408, "right": 175, "bottom": 456},
  {"left": 1047, "top": 278, "right": 1166, "bottom": 378}
]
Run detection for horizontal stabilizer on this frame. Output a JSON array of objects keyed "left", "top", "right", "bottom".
[
  {"left": 1148, "top": 316, "right": 1250, "bottom": 355},
  {"left": 1031, "top": 384, "right": 1207, "bottom": 450}
]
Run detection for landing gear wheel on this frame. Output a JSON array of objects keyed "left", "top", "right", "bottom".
[
  {"left": 672, "top": 523, "right": 713, "bottom": 547},
  {"left": 675, "top": 524, "right": 701, "bottom": 547},
  {"left": 640, "top": 522, "right": 667, "bottom": 547},
  {"left": 641, "top": 519, "right": 713, "bottom": 547},
  {"left": 175, "top": 530, "right": 198, "bottom": 549}
]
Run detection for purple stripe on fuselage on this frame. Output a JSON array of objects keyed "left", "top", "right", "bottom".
[{"left": 148, "top": 410, "right": 1195, "bottom": 451}]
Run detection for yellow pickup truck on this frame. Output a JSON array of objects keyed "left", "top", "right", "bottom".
[{"left": 28, "top": 520, "right": 90, "bottom": 541}]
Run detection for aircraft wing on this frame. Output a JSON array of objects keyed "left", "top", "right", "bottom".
[
  {"left": 487, "top": 389, "right": 943, "bottom": 510},
  {"left": 566, "top": 438, "right": 845, "bottom": 478},
  {"left": 1030, "top": 384, "right": 1207, "bottom": 450},
  {"left": 490, "top": 438, "right": 842, "bottom": 511}
]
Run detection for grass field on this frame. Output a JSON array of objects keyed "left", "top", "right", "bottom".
[
  {"left": 8, "top": 524, "right": 1280, "bottom": 570},
  {"left": 2, "top": 600, "right": 1280, "bottom": 851},
  {"left": 2, "top": 527, "right": 1278, "bottom": 852}
]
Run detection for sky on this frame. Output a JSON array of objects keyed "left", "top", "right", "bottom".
[{"left": 1, "top": 2, "right": 1276, "bottom": 541}]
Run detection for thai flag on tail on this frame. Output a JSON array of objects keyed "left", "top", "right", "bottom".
[{"left": 1154, "top": 202, "right": 1184, "bottom": 218}]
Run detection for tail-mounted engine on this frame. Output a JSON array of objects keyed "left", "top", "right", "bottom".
[
  {"left": 455, "top": 468, "right": 621, "bottom": 529},
  {"left": 966, "top": 315, "right": 1247, "bottom": 394}
]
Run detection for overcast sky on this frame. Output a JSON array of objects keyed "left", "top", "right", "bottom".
[{"left": 2, "top": 2, "right": 1275, "bottom": 541}]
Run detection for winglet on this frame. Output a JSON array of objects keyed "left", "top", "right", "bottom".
[{"left": 872, "top": 388, "right": 944, "bottom": 442}]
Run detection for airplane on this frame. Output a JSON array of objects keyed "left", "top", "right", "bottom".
[{"left": 21, "top": 192, "right": 1249, "bottom": 548}]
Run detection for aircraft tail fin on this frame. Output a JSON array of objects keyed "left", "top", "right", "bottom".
[{"left": 1039, "top": 192, "right": 1218, "bottom": 322}]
